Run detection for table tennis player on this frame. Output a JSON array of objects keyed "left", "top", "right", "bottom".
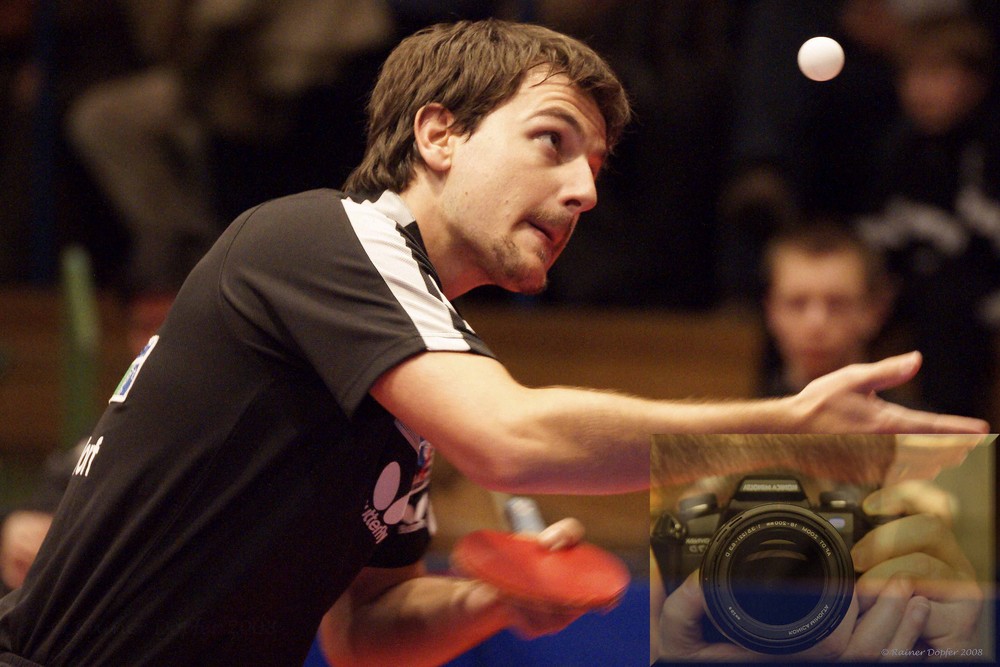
[{"left": 0, "top": 18, "right": 988, "bottom": 667}]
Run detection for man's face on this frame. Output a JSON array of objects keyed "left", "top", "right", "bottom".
[
  {"left": 438, "top": 69, "right": 607, "bottom": 295},
  {"left": 765, "top": 248, "right": 883, "bottom": 387}
]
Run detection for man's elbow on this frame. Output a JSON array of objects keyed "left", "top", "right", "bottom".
[{"left": 449, "top": 437, "right": 547, "bottom": 493}]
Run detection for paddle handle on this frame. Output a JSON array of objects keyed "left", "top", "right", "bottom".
[{"left": 503, "top": 496, "right": 547, "bottom": 534}]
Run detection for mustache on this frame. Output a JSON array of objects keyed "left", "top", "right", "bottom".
[{"left": 531, "top": 209, "right": 575, "bottom": 228}]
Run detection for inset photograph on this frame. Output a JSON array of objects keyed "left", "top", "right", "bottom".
[{"left": 650, "top": 434, "right": 995, "bottom": 664}]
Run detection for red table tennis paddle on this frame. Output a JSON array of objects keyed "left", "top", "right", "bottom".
[{"left": 451, "top": 528, "right": 631, "bottom": 610}]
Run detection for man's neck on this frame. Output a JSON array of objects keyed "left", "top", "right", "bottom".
[{"left": 398, "top": 186, "right": 484, "bottom": 300}]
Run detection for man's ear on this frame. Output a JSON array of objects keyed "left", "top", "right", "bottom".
[{"left": 413, "top": 103, "right": 458, "bottom": 172}]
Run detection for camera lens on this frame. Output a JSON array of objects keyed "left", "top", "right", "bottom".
[{"left": 700, "top": 504, "right": 854, "bottom": 654}]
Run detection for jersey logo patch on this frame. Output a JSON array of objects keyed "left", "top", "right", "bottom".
[{"left": 110, "top": 335, "right": 158, "bottom": 403}]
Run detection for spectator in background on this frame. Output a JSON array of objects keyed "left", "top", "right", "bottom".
[
  {"left": 0, "top": 0, "right": 140, "bottom": 286},
  {"left": 718, "top": 0, "right": 894, "bottom": 304},
  {"left": 858, "top": 11, "right": 1000, "bottom": 420},
  {"left": 64, "top": 0, "right": 395, "bottom": 353},
  {"left": 716, "top": 0, "right": 993, "bottom": 305},
  {"left": 0, "top": 0, "right": 36, "bottom": 282},
  {"left": 759, "top": 221, "right": 897, "bottom": 398},
  {"left": 0, "top": 444, "right": 77, "bottom": 596}
]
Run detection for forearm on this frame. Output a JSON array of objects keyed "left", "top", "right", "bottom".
[
  {"left": 374, "top": 352, "right": 797, "bottom": 494},
  {"left": 477, "top": 386, "right": 795, "bottom": 494},
  {"left": 320, "top": 575, "right": 509, "bottom": 667},
  {"left": 374, "top": 351, "right": 983, "bottom": 496}
]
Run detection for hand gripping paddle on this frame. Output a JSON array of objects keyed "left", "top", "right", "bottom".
[{"left": 451, "top": 497, "right": 631, "bottom": 610}]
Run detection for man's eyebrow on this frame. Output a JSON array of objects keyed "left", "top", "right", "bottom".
[
  {"left": 535, "top": 107, "right": 583, "bottom": 131},
  {"left": 535, "top": 108, "right": 598, "bottom": 141}
]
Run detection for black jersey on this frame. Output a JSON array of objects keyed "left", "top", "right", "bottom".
[{"left": 0, "top": 190, "right": 494, "bottom": 666}]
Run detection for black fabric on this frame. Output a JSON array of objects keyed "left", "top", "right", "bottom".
[
  {"left": 0, "top": 189, "right": 493, "bottom": 666},
  {"left": 0, "top": 652, "right": 44, "bottom": 667}
]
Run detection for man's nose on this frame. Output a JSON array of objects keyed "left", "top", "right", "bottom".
[{"left": 561, "top": 157, "right": 598, "bottom": 214}]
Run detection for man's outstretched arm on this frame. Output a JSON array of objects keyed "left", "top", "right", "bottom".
[{"left": 371, "top": 350, "right": 989, "bottom": 494}]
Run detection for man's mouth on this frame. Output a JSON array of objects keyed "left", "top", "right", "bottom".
[
  {"left": 528, "top": 221, "right": 554, "bottom": 243},
  {"left": 525, "top": 216, "right": 568, "bottom": 248}
]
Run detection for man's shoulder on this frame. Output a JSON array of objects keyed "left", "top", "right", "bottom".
[
  {"left": 252, "top": 188, "right": 349, "bottom": 213},
  {"left": 226, "top": 189, "right": 357, "bottom": 241},
  {"left": 245, "top": 188, "right": 405, "bottom": 223}
]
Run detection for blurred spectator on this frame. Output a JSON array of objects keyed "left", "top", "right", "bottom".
[
  {"left": 0, "top": 443, "right": 77, "bottom": 596},
  {"left": 717, "top": 0, "right": 912, "bottom": 305},
  {"left": 64, "top": 0, "right": 395, "bottom": 353},
  {"left": 858, "top": 11, "right": 1000, "bottom": 420},
  {"left": 1, "top": 0, "right": 138, "bottom": 285},
  {"left": 715, "top": 0, "right": 1000, "bottom": 307},
  {"left": 0, "top": 0, "right": 36, "bottom": 282},
  {"left": 758, "top": 221, "right": 896, "bottom": 397}
]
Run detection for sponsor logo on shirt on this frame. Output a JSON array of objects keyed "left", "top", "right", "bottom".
[
  {"left": 362, "top": 423, "right": 436, "bottom": 543},
  {"left": 363, "top": 462, "right": 406, "bottom": 544},
  {"left": 73, "top": 435, "right": 103, "bottom": 477}
]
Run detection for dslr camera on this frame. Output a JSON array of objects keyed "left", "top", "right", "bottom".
[{"left": 652, "top": 475, "right": 881, "bottom": 655}]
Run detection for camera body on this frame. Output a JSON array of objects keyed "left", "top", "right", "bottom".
[{"left": 652, "top": 475, "right": 879, "bottom": 654}]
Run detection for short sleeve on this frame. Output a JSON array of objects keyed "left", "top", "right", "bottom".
[{"left": 218, "top": 190, "right": 493, "bottom": 416}]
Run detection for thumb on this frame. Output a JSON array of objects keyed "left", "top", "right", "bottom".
[
  {"left": 536, "top": 517, "right": 585, "bottom": 551},
  {"left": 862, "top": 481, "right": 957, "bottom": 526}
]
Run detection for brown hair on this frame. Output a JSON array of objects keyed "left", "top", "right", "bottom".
[
  {"left": 651, "top": 434, "right": 896, "bottom": 491},
  {"left": 761, "top": 221, "right": 890, "bottom": 297},
  {"left": 343, "top": 19, "right": 631, "bottom": 194}
]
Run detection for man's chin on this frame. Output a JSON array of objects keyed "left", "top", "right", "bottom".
[
  {"left": 499, "top": 271, "right": 548, "bottom": 296},
  {"left": 495, "top": 260, "right": 549, "bottom": 296},
  {"left": 510, "top": 276, "right": 548, "bottom": 296}
]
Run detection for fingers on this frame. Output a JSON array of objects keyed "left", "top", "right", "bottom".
[
  {"left": 504, "top": 599, "right": 587, "bottom": 639},
  {"left": 852, "top": 514, "right": 975, "bottom": 580},
  {"left": 840, "top": 576, "right": 930, "bottom": 660},
  {"left": 850, "top": 394, "right": 989, "bottom": 435},
  {"left": 659, "top": 570, "right": 705, "bottom": 648},
  {"left": 658, "top": 571, "right": 749, "bottom": 660},
  {"left": 883, "top": 436, "right": 982, "bottom": 485},
  {"left": 856, "top": 563, "right": 983, "bottom": 648},
  {"left": 536, "top": 517, "right": 584, "bottom": 551},
  {"left": 857, "top": 551, "right": 983, "bottom": 617},
  {"left": 862, "top": 483, "right": 957, "bottom": 527},
  {"left": 857, "top": 553, "right": 972, "bottom": 606},
  {"left": 877, "top": 404, "right": 990, "bottom": 436},
  {"left": 890, "top": 597, "right": 933, "bottom": 655},
  {"left": 853, "top": 511, "right": 985, "bottom": 651},
  {"left": 801, "top": 352, "right": 990, "bottom": 434}
]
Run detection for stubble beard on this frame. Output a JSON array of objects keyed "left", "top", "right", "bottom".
[{"left": 489, "top": 236, "right": 548, "bottom": 295}]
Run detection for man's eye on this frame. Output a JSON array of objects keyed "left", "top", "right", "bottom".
[
  {"left": 784, "top": 297, "right": 808, "bottom": 312},
  {"left": 539, "top": 131, "right": 561, "bottom": 149}
]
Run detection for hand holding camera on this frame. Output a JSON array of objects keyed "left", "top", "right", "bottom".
[
  {"left": 851, "top": 483, "right": 983, "bottom": 653},
  {"left": 652, "top": 475, "right": 984, "bottom": 660}
]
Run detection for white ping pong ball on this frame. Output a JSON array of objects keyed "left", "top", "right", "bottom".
[{"left": 797, "top": 36, "right": 844, "bottom": 82}]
